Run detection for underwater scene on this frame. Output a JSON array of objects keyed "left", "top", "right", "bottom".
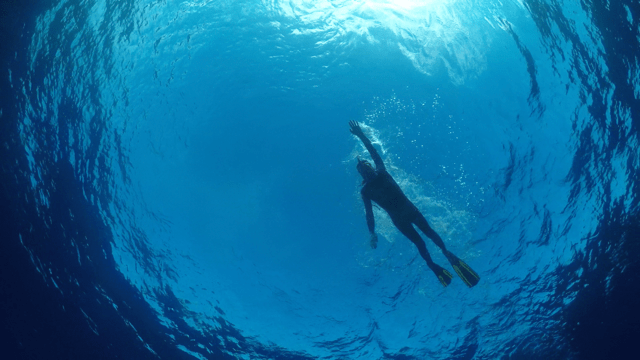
[{"left": 1, "top": 0, "right": 639, "bottom": 359}]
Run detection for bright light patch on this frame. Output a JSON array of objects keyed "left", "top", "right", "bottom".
[
  {"left": 371, "top": 0, "right": 436, "bottom": 11},
  {"left": 270, "top": 0, "right": 494, "bottom": 84}
]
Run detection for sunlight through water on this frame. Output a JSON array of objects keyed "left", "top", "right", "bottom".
[{"left": 4, "top": 0, "right": 639, "bottom": 359}]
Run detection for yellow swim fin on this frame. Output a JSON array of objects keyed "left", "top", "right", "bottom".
[
  {"left": 445, "top": 252, "right": 480, "bottom": 288},
  {"left": 432, "top": 264, "right": 453, "bottom": 287}
]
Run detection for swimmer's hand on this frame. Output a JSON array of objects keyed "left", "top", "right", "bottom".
[
  {"left": 349, "top": 120, "right": 365, "bottom": 138},
  {"left": 370, "top": 233, "right": 378, "bottom": 249}
]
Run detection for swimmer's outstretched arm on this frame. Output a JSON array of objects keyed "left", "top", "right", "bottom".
[
  {"left": 349, "top": 121, "right": 386, "bottom": 171},
  {"left": 362, "top": 193, "right": 379, "bottom": 249}
]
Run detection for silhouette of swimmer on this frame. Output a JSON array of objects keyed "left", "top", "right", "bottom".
[{"left": 349, "top": 120, "right": 480, "bottom": 287}]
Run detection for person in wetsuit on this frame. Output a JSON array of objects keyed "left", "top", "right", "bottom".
[{"left": 349, "top": 120, "right": 480, "bottom": 288}]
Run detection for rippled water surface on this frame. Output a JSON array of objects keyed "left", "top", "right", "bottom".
[{"left": 1, "top": 0, "right": 639, "bottom": 359}]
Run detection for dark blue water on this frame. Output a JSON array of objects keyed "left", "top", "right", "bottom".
[{"left": 1, "top": 0, "right": 639, "bottom": 359}]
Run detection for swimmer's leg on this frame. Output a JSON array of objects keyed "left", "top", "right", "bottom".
[
  {"left": 413, "top": 213, "right": 447, "bottom": 251},
  {"left": 413, "top": 213, "right": 480, "bottom": 288},
  {"left": 393, "top": 220, "right": 452, "bottom": 287}
]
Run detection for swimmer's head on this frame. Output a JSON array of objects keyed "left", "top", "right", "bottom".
[{"left": 356, "top": 156, "right": 376, "bottom": 182}]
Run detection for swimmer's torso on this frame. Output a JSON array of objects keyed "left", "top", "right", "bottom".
[{"left": 361, "top": 170, "right": 413, "bottom": 214}]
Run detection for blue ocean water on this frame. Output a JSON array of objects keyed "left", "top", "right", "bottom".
[{"left": 1, "top": 0, "right": 639, "bottom": 359}]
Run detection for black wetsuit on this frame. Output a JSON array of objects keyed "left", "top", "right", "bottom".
[
  {"left": 361, "top": 169, "right": 447, "bottom": 269},
  {"left": 351, "top": 121, "right": 479, "bottom": 287}
]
